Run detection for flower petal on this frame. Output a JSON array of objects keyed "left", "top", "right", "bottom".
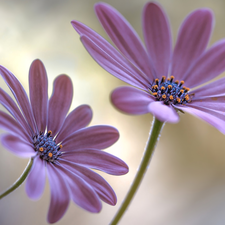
[
  {"left": 191, "top": 77, "right": 225, "bottom": 98},
  {"left": 61, "top": 149, "right": 129, "bottom": 175},
  {"left": 94, "top": 3, "right": 154, "bottom": 79},
  {"left": 1, "top": 134, "right": 35, "bottom": 158},
  {"left": 111, "top": 86, "right": 153, "bottom": 115},
  {"left": 61, "top": 125, "right": 119, "bottom": 151},
  {"left": 56, "top": 163, "right": 102, "bottom": 213},
  {"left": 55, "top": 105, "right": 93, "bottom": 143},
  {"left": 183, "top": 39, "right": 225, "bottom": 88},
  {"left": 80, "top": 35, "right": 148, "bottom": 90},
  {"left": 0, "top": 110, "right": 30, "bottom": 142},
  {"left": 143, "top": 2, "right": 172, "bottom": 77},
  {"left": 171, "top": 9, "right": 213, "bottom": 81},
  {"left": 59, "top": 159, "right": 116, "bottom": 205},
  {"left": 148, "top": 101, "right": 180, "bottom": 123},
  {"left": 175, "top": 105, "right": 225, "bottom": 134},
  {"left": 0, "top": 66, "right": 37, "bottom": 134},
  {"left": 47, "top": 75, "right": 73, "bottom": 137},
  {"left": 46, "top": 163, "right": 70, "bottom": 223},
  {"left": 0, "top": 88, "right": 32, "bottom": 136},
  {"left": 25, "top": 156, "right": 46, "bottom": 200},
  {"left": 29, "top": 59, "right": 48, "bottom": 133}
]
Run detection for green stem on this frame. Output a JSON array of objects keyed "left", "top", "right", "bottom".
[
  {"left": 110, "top": 117, "right": 164, "bottom": 225},
  {"left": 0, "top": 158, "right": 34, "bottom": 199}
]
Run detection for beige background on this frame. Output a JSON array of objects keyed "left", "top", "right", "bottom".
[{"left": 1, "top": 0, "right": 225, "bottom": 224}]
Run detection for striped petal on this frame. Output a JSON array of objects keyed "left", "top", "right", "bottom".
[
  {"left": 143, "top": 2, "right": 172, "bottom": 77},
  {"left": 29, "top": 59, "right": 48, "bottom": 133},
  {"left": 47, "top": 75, "right": 73, "bottom": 137}
]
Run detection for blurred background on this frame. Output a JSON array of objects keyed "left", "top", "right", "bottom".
[{"left": 0, "top": 0, "right": 225, "bottom": 224}]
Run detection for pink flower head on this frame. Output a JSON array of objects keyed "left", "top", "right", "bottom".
[
  {"left": 72, "top": 2, "right": 225, "bottom": 133},
  {"left": 0, "top": 59, "right": 128, "bottom": 223}
]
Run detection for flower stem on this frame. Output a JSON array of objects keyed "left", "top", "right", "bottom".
[
  {"left": 0, "top": 158, "right": 34, "bottom": 199},
  {"left": 110, "top": 117, "right": 164, "bottom": 225}
]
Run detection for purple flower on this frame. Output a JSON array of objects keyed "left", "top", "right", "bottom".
[
  {"left": 72, "top": 2, "right": 225, "bottom": 133},
  {"left": 0, "top": 59, "right": 128, "bottom": 223}
]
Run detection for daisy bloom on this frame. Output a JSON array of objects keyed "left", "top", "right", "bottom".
[
  {"left": 0, "top": 59, "right": 128, "bottom": 223},
  {"left": 71, "top": 2, "right": 225, "bottom": 133}
]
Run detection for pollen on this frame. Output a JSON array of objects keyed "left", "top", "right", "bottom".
[
  {"left": 33, "top": 131, "right": 63, "bottom": 163},
  {"left": 149, "top": 76, "right": 192, "bottom": 105}
]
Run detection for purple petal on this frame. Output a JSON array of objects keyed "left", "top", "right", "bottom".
[
  {"left": 111, "top": 86, "right": 153, "bottom": 115},
  {"left": 0, "top": 110, "right": 30, "bottom": 142},
  {"left": 183, "top": 39, "right": 225, "bottom": 88},
  {"left": 80, "top": 35, "right": 148, "bottom": 90},
  {"left": 143, "top": 2, "right": 172, "bottom": 77},
  {"left": 191, "top": 96, "right": 225, "bottom": 112},
  {"left": 55, "top": 105, "right": 93, "bottom": 143},
  {"left": 47, "top": 75, "right": 73, "bottom": 137},
  {"left": 46, "top": 163, "right": 70, "bottom": 223},
  {"left": 148, "top": 101, "right": 179, "bottom": 123},
  {"left": 191, "top": 77, "right": 225, "bottom": 97},
  {"left": 61, "top": 149, "right": 129, "bottom": 175},
  {"left": 61, "top": 125, "right": 119, "bottom": 151},
  {"left": 71, "top": 19, "right": 149, "bottom": 88},
  {"left": 175, "top": 105, "right": 225, "bottom": 134},
  {"left": 59, "top": 159, "right": 116, "bottom": 205},
  {"left": 0, "top": 66, "right": 37, "bottom": 134},
  {"left": 55, "top": 163, "right": 102, "bottom": 213},
  {"left": 171, "top": 9, "right": 213, "bottom": 81},
  {"left": 0, "top": 88, "right": 32, "bottom": 137},
  {"left": 94, "top": 3, "right": 154, "bottom": 79},
  {"left": 25, "top": 156, "right": 46, "bottom": 200},
  {"left": 1, "top": 134, "right": 35, "bottom": 158},
  {"left": 29, "top": 59, "right": 48, "bottom": 133}
]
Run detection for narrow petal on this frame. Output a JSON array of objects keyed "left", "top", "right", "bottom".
[
  {"left": 191, "top": 77, "right": 225, "bottom": 97},
  {"left": 80, "top": 35, "right": 148, "bottom": 90},
  {"left": 61, "top": 125, "right": 119, "bottom": 151},
  {"left": 0, "top": 110, "right": 30, "bottom": 142},
  {"left": 171, "top": 9, "right": 213, "bottom": 80},
  {"left": 143, "top": 2, "right": 172, "bottom": 77},
  {"left": 1, "top": 134, "right": 35, "bottom": 158},
  {"left": 25, "top": 156, "right": 46, "bottom": 200},
  {"left": 183, "top": 40, "right": 225, "bottom": 88},
  {"left": 0, "top": 65, "right": 37, "bottom": 134},
  {"left": 55, "top": 105, "right": 93, "bottom": 143},
  {"left": 72, "top": 20, "right": 149, "bottom": 88},
  {"left": 59, "top": 159, "right": 116, "bottom": 205},
  {"left": 148, "top": 102, "right": 180, "bottom": 123},
  {"left": 111, "top": 86, "right": 153, "bottom": 115},
  {"left": 175, "top": 105, "right": 225, "bottom": 134},
  {"left": 95, "top": 3, "right": 154, "bottom": 79},
  {"left": 46, "top": 163, "right": 70, "bottom": 223},
  {"left": 29, "top": 59, "right": 48, "bottom": 133},
  {"left": 55, "top": 163, "right": 102, "bottom": 213},
  {"left": 47, "top": 75, "right": 73, "bottom": 137},
  {"left": 61, "top": 149, "right": 129, "bottom": 175},
  {"left": 0, "top": 88, "right": 32, "bottom": 136}
]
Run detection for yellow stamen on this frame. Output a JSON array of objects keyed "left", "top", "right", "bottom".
[
  {"left": 161, "top": 86, "right": 165, "bottom": 91},
  {"left": 39, "top": 147, "right": 44, "bottom": 152},
  {"left": 169, "top": 95, "right": 173, "bottom": 100},
  {"left": 168, "top": 85, "right": 172, "bottom": 89},
  {"left": 48, "top": 152, "right": 53, "bottom": 157},
  {"left": 176, "top": 98, "right": 181, "bottom": 103},
  {"left": 185, "top": 95, "right": 189, "bottom": 101},
  {"left": 162, "top": 94, "right": 166, "bottom": 99}
]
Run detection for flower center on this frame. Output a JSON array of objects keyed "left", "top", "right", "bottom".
[
  {"left": 33, "top": 130, "right": 62, "bottom": 163},
  {"left": 149, "top": 76, "right": 192, "bottom": 105}
]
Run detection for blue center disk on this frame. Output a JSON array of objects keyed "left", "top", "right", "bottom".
[
  {"left": 33, "top": 131, "right": 62, "bottom": 163},
  {"left": 149, "top": 76, "right": 192, "bottom": 105}
]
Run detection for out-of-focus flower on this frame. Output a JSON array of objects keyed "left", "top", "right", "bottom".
[
  {"left": 72, "top": 2, "right": 225, "bottom": 133},
  {"left": 0, "top": 59, "right": 128, "bottom": 223}
]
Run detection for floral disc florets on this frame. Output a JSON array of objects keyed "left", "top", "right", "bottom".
[
  {"left": 149, "top": 76, "right": 193, "bottom": 105},
  {"left": 33, "top": 131, "right": 62, "bottom": 163}
]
